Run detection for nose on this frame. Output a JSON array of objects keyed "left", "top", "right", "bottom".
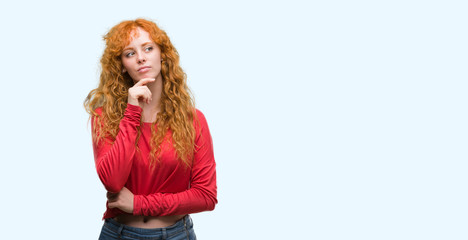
[{"left": 137, "top": 53, "right": 146, "bottom": 64}]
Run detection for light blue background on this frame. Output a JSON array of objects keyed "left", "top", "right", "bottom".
[{"left": 0, "top": 0, "right": 466, "bottom": 239}]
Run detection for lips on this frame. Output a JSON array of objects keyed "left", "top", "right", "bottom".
[{"left": 138, "top": 66, "right": 151, "bottom": 72}]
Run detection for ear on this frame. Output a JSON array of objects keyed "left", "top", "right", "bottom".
[{"left": 122, "top": 68, "right": 127, "bottom": 73}]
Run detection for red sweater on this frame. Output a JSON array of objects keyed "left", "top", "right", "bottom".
[{"left": 92, "top": 104, "right": 217, "bottom": 219}]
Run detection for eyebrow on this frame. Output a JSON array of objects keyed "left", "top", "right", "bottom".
[{"left": 123, "top": 42, "right": 154, "bottom": 51}]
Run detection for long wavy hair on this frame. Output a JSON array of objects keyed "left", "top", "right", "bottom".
[{"left": 84, "top": 18, "right": 197, "bottom": 167}]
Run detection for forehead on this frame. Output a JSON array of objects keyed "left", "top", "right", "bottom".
[{"left": 126, "top": 27, "right": 152, "bottom": 46}]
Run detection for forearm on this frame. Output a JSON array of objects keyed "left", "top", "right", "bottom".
[
  {"left": 93, "top": 104, "right": 142, "bottom": 192},
  {"left": 133, "top": 186, "right": 217, "bottom": 216}
]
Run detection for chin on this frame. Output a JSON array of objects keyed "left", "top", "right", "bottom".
[{"left": 144, "top": 72, "right": 159, "bottom": 79}]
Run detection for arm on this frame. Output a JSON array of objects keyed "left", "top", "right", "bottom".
[
  {"left": 133, "top": 110, "right": 218, "bottom": 216},
  {"left": 92, "top": 103, "right": 142, "bottom": 193}
]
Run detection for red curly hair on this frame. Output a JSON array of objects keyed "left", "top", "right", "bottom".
[{"left": 84, "top": 18, "right": 197, "bottom": 167}]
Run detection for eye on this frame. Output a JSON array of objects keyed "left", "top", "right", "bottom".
[
  {"left": 145, "top": 46, "right": 153, "bottom": 52},
  {"left": 125, "top": 51, "right": 135, "bottom": 57}
]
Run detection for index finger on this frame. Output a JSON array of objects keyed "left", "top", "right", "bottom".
[
  {"left": 106, "top": 192, "right": 118, "bottom": 200},
  {"left": 134, "top": 78, "right": 155, "bottom": 87}
]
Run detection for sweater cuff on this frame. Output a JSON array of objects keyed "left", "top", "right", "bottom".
[{"left": 123, "top": 103, "right": 142, "bottom": 125}]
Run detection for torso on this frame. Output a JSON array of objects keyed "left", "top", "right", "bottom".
[{"left": 113, "top": 214, "right": 186, "bottom": 228}]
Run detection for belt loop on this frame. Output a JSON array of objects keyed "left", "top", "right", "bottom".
[
  {"left": 183, "top": 215, "right": 189, "bottom": 239},
  {"left": 117, "top": 224, "right": 124, "bottom": 238},
  {"left": 162, "top": 228, "right": 167, "bottom": 239}
]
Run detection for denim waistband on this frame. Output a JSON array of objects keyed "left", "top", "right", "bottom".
[{"left": 103, "top": 215, "right": 192, "bottom": 238}]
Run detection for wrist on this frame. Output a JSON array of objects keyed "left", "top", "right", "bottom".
[{"left": 127, "top": 97, "right": 139, "bottom": 107}]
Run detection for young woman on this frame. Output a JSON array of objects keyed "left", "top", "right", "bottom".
[{"left": 84, "top": 18, "right": 217, "bottom": 240}]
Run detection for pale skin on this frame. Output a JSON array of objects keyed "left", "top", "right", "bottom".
[{"left": 106, "top": 27, "right": 184, "bottom": 228}]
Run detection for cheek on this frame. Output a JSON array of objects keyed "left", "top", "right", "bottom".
[
  {"left": 152, "top": 56, "right": 162, "bottom": 70},
  {"left": 121, "top": 58, "right": 131, "bottom": 70},
  {"left": 151, "top": 54, "right": 162, "bottom": 64}
]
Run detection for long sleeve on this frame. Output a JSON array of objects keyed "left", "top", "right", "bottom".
[
  {"left": 92, "top": 103, "right": 142, "bottom": 193},
  {"left": 133, "top": 110, "right": 217, "bottom": 216}
]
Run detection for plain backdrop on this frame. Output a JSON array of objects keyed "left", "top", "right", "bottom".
[{"left": 0, "top": 0, "right": 467, "bottom": 239}]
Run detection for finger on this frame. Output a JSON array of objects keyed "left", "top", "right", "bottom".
[
  {"left": 138, "top": 94, "right": 150, "bottom": 104},
  {"left": 107, "top": 192, "right": 118, "bottom": 200},
  {"left": 146, "top": 89, "right": 152, "bottom": 103},
  {"left": 147, "top": 88, "right": 152, "bottom": 98},
  {"left": 138, "top": 88, "right": 151, "bottom": 104},
  {"left": 107, "top": 191, "right": 117, "bottom": 198},
  {"left": 134, "top": 78, "right": 155, "bottom": 87}
]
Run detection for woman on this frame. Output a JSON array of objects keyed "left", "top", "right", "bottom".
[{"left": 84, "top": 18, "right": 217, "bottom": 240}]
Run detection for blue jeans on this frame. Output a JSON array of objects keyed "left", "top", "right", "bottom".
[{"left": 99, "top": 215, "right": 196, "bottom": 240}]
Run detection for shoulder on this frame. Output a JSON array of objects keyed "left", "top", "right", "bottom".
[
  {"left": 194, "top": 108, "right": 212, "bottom": 127},
  {"left": 193, "top": 108, "right": 211, "bottom": 133},
  {"left": 91, "top": 107, "right": 104, "bottom": 127},
  {"left": 195, "top": 108, "right": 207, "bottom": 122},
  {"left": 95, "top": 107, "right": 103, "bottom": 116},
  {"left": 91, "top": 107, "right": 106, "bottom": 129},
  {"left": 193, "top": 108, "right": 213, "bottom": 143},
  {"left": 91, "top": 107, "right": 104, "bottom": 121}
]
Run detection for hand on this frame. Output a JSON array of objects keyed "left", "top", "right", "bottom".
[
  {"left": 107, "top": 187, "right": 134, "bottom": 214},
  {"left": 128, "top": 78, "right": 155, "bottom": 107}
]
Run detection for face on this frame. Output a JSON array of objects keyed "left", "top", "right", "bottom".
[{"left": 121, "top": 27, "right": 162, "bottom": 83}]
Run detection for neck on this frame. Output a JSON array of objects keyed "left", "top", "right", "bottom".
[{"left": 140, "top": 74, "right": 163, "bottom": 122}]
